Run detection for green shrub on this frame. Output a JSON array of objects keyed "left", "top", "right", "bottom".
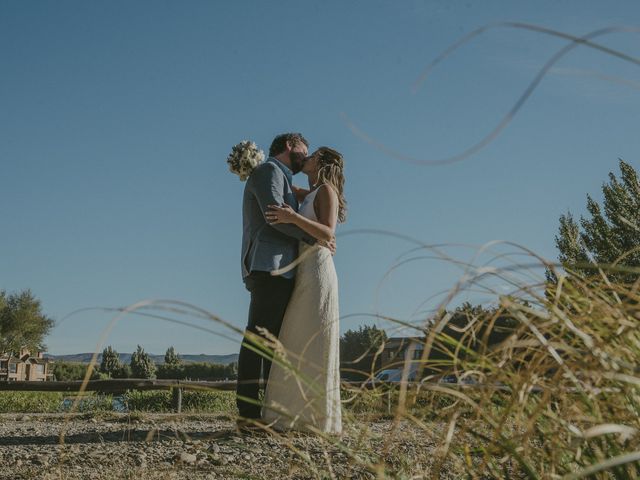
[
  {"left": 123, "top": 389, "right": 236, "bottom": 413},
  {"left": 0, "top": 392, "right": 113, "bottom": 413},
  {"left": 123, "top": 390, "right": 172, "bottom": 412},
  {"left": 0, "top": 392, "right": 64, "bottom": 413},
  {"left": 181, "top": 389, "right": 236, "bottom": 412},
  {"left": 51, "top": 361, "right": 101, "bottom": 381},
  {"left": 60, "top": 394, "right": 114, "bottom": 412}
]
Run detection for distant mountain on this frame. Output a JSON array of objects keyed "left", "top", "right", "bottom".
[{"left": 45, "top": 353, "right": 238, "bottom": 365}]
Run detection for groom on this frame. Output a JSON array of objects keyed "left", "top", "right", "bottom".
[{"left": 236, "top": 132, "right": 334, "bottom": 425}]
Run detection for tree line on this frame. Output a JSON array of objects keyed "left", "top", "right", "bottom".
[{"left": 52, "top": 345, "right": 237, "bottom": 381}]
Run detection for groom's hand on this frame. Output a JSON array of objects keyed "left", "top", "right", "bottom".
[{"left": 319, "top": 237, "right": 337, "bottom": 255}]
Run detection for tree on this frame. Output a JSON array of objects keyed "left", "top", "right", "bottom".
[
  {"left": 428, "top": 303, "right": 519, "bottom": 363},
  {"left": 52, "top": 361, "right": 101, "bottom": 381},
  {"left": 0, "top": 290, "right": 54, "bottom": 355},
  {"left": 164, "top": 346, "right": 181, "bottom": 365},
  {"left": 156, "top": 361, "right": 237, "bottom": 380},
  {"left": 340, "top": 325, "right": 387, "bottom": 363},
  {"left": 100, "top": 346, "right": 121, "bottom": 378},
  {"left": 340, "top": 325, "right": 387, "bottom": 380},
  {"left": 130, "top": 345, "right": 156, "bottom": 379},
  {"left": 113, "top": 364, "right": 131, "bottom": 379},
  {"left": 551, "top": 159, "right": 640, "bottom": 283}
]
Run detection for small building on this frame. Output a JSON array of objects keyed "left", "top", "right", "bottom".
[
  {"left": 380, "top": 337, "right": 425, "bottom": 369},
  {"left": 341, "top": 336, "right": 427, "bottom": 381},
  {"left": 0, "top": 347, "right": 53, "bottom": 381}
]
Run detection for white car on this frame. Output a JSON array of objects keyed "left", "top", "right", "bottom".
[
  {"left": 373, "top": 369, "right": 417, "bottom": 384},
  {"left": 438, "top": 373, "right": 478, "bottom": 385}
]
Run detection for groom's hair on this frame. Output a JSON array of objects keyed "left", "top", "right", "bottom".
[{"left": 269, "top": 133, "right": 308, "bottom": 157}]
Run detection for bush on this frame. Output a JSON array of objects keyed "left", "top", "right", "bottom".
[
  {"left": 123, "top": 390, "right": 172, "bottom": 412},
  {"left": 60, "top": 394, "right": 114, "bottom": 412},
  {"left": 181, "top": 390, "right": 236, "bottom": 412},
  {"left": 123, "top": 389, "right": 236, "bottom": 413},
  {"left": 113, "top": 364, "right": 132, "bottom": 379},
  {"left": 0, "top": 392, "right": 113, "bottom": 413},
  {"left": 0, "top": 392, "right": 65, "bottom": 413},
  {"left": 51, "top": 361, "right": 101, "bottom": 381}
]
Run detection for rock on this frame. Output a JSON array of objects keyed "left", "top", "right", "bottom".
[
  {"left": 31, "top": 456, "right": 48, "bottom": 466},
  {"left": 176, "top": 452, "right": 197, "bottom": 464}
]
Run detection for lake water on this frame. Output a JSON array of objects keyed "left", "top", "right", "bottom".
[{"left": 60, "top": 395, "right": 128, "bottom": 412}]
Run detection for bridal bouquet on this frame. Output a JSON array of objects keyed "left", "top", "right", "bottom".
[{"left": 226, "top": 140, "right": 265, "bottom": 181}]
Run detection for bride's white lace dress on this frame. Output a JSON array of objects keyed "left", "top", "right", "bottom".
[{"left": 262, "top": 187, "right": 342, "bottom": 434}]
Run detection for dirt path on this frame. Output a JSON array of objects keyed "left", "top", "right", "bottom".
[{"left": 0, "top": 413, "right": 450, "bottom": 479}]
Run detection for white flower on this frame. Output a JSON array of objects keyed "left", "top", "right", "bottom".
[{"left": 226, "top": 140, "right": 265, "bottom": 181}]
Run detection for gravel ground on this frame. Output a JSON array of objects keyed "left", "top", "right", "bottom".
[{"left": 0, "top": 412, "right": 456, "bottom": 479}]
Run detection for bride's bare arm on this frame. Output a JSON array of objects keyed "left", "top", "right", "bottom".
[
  {"left": 313, "top": 184, "right": 339, "bottom": 233},
  {"left": 266, "top": 185, "right": 338, "bottom": 243}
]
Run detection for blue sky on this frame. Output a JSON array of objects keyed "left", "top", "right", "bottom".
[{"left": 1, "top": 1, "right": 639, "bottom": 355}]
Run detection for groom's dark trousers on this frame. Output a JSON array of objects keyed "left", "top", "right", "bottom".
[{"left": 236, "top": 270, "right": 295, "bottom": 419}]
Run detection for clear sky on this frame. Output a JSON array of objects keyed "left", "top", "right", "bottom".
[{"left": 2, "top": 1, "right": 639, "bottom": 355}]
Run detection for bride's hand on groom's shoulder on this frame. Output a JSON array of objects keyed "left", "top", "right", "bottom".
[{"left": 266, "top": 204, "right": 298, "bottom": 225}]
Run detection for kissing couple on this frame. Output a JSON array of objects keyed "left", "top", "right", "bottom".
[{"left": 234, "top": 132, "right": 346, "bottom": 435}]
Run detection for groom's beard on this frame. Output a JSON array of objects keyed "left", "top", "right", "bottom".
[{"left": 290, "top": 152, "right": 305, "bottom": 174}]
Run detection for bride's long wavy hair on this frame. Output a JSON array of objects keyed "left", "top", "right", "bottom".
[{"left": 315, "top": 147, "right": 347, "bottom": 223}]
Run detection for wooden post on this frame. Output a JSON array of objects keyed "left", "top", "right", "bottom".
[
  {"left": 172, "top": 387, "right": 182, "bottom": 413},
  {"left": 387, "top": 389, "right": 391, "bottom": 415}
]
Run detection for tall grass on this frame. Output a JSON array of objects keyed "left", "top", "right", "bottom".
[{"left": 404, "top": 268, "right": 640, "bottom": 479}]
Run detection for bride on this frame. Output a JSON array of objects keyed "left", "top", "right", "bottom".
[{"left": 263, "top": 146, "right": 346, "bottom": 435}]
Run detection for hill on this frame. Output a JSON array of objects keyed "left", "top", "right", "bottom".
[{"left": 46, "top": 352, "right": 238, "bottom": 365}]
